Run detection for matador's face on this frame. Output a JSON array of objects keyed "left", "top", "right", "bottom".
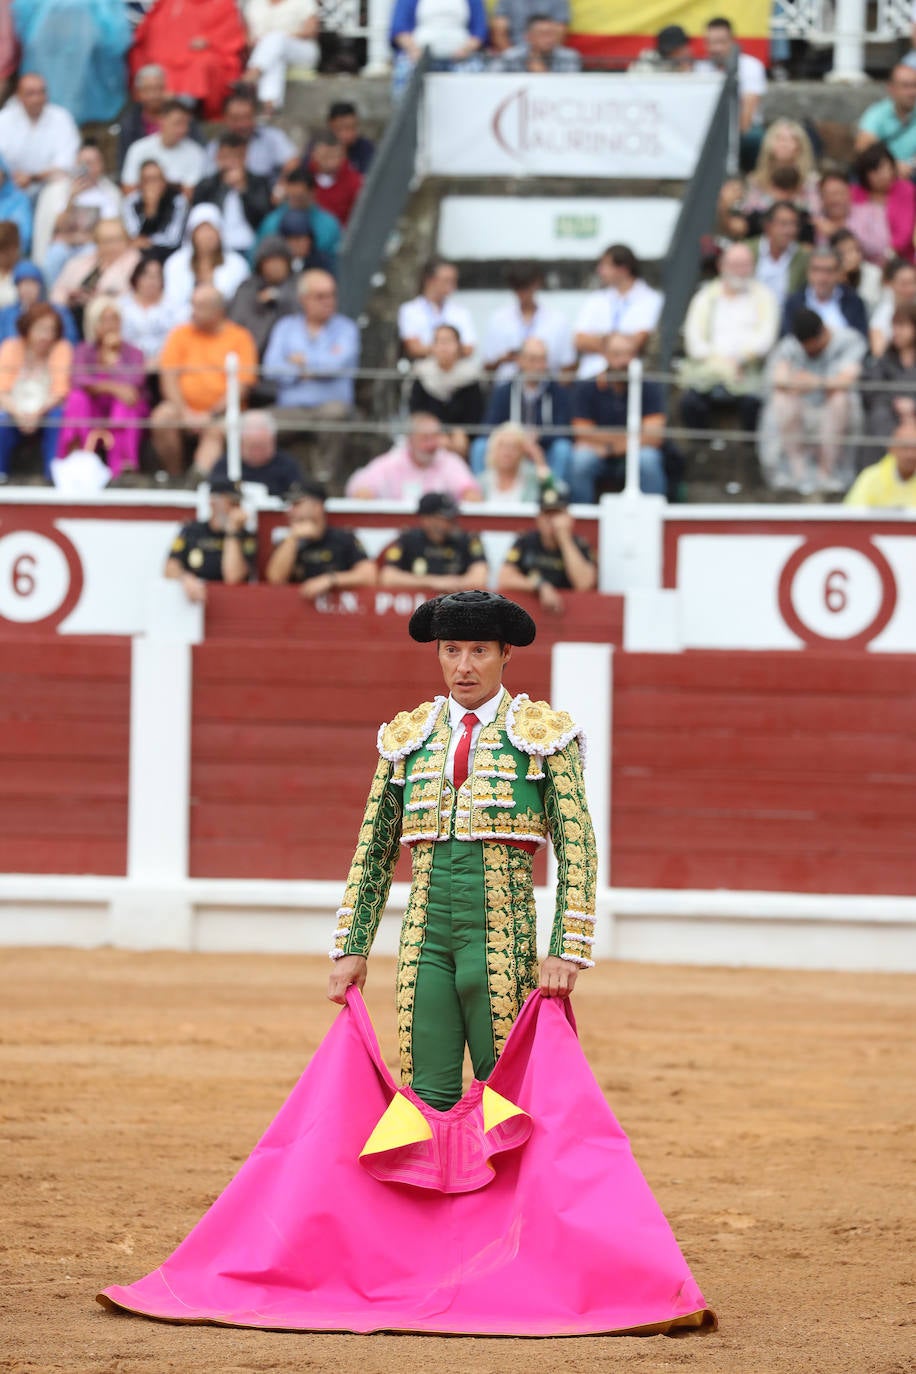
[{"left": 437, "top": 640, "right": 511, "bottom": 712}]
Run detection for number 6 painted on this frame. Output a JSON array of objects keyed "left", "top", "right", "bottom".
[
  {"left": 824, "top": 568, "right": 847, "bottom": 614},
  {"left": 12, "top": 552, "right": 36, "bottom": 597}
]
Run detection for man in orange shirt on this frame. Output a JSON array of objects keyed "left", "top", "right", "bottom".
[{"left": 151, "top": 284, "right": 257, "bottom": 478}]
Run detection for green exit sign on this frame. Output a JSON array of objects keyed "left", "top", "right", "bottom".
[{"left": 554, "top": 214, "right": 600, "bottom": 239}]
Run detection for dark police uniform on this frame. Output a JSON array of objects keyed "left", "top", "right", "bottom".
[
  {"left": 289, "top": 526, "right": 369, "bottom": 584},
  {"left": 383, "top": 527, "right": 486, "bottom": 578},
  {"left": 502, "top": 530, "right": 595, "bottom": 590},
  {"left": 168, "top": 521, "right": 258, "bottom": 581}
]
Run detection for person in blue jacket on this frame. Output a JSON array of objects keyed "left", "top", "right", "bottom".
[
  {"left": 780, "top": 246, "right": 869, "bottom": 342},
  {"left": 0, "top": 154, "right": 34, "bottom": 256},
  {"left": 0, "top": 260, "right": 78, "bottom": 343},
  {"left": 390, "top": 0, "right": 488, "bottom": 97}
]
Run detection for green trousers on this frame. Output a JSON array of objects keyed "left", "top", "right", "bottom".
[{"left": 410, "top": 840, "right": 496, "bottom": 1112}]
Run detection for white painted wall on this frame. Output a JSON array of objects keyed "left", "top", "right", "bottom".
[{"left": 1, "top": 876, "right": 914, "bottom": 973}]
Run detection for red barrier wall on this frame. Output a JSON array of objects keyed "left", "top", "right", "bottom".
[
  {"left": 611, "top": 652, "right": 916, "bottom": 895},
  {"left": 189, "top": 587, "right": 621, "bottom": 881},
  {"left": 0, "top": 639, "right": 130, "bottom": 874},
  {"left": 6, "top": 588, "right": 912, "bottom": 897}
]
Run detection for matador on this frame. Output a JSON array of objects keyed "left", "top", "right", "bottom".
[{"left": 328, "top": 589, "right": 597, "bottom": 1111}]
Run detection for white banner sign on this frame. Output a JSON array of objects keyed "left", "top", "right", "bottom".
[
  {"left": 421, "top": 73, "right": 723, "bottom": 180},
  {"left": 438, "top": 196, "right": 681, "bottom": 260}
]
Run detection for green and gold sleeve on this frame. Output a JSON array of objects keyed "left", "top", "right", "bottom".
[
  {"left": 331, "top": 757, "right": 404, "bottom": 959},
  {"left": 543, "top": 741, "right": 598, "bottom": 967}
]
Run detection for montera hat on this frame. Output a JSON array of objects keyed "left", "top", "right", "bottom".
[{"left": 408, "top": 590, "right": 536, "bottom": 646}]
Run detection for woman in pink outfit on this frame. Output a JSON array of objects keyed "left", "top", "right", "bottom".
[
  {"left": 57, "top": 296, "right": 148, "bottom": 474},
  {"left": 849, "top": 141, "right": 916, "bottom": 264}
]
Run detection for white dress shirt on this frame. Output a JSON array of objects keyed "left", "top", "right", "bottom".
[
  {"left": 117, "top": 291, "right": 180, "bottom": 362},
  {"left": 163, "top": 245, "right": 251, "bottom": 319},
  {"left": 696, "top": 51, "right": 767, "bottom": 118},
  {"left": 220, "top": 188, "right": 256, "bottom": 252},
  {"left": 121, "top": 134, "right": 206, "bottom": 189},
  {"left": 804, "top": 286, "right": 847, "bottom": 334},
  {"left": 204, "top": 125, "right": 297, "bottom": 180},
  {"left": 483, "top": 298, "right": 575, "bottom": 380},
  {"left": 397, "top": 294, "right": 477, "bottom": 349},
  {"left": 755, "top": 239, "right": 796, "bottom": 308},
  {"left": 245, "top": 0, "right": 317, "bottom": 40},
  {"left": 444, "top": 687, "right": 504, "bottom": 785},
  {"left": 869, "top": 293, "right": 895, "bottom": 344},
  {"left": 574, "top": 280, "right": 663, "bottom": 378},
  {"left": 0, "top": 98, "right": 79, "bottom": 178}
]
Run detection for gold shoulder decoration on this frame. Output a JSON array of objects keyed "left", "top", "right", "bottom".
[
  {"left": 506, "top": 694, "right": 586, "bottom": 767},
  {"left": 378, "top": 697, "right": 446, "bottom": 763}
]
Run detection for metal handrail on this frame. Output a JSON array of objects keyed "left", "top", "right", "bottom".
[
  {"left": 10, "top": 356, "right": 916, "bottom": 458},
  {"left": 30, "top": 360, "right": 916, "bottom": 394},
  {"left": 336, "top": 48, "right": 431, "bottom": 319},
  {"left": 658, "top": 56, "right": 738, "bottom": 372}
]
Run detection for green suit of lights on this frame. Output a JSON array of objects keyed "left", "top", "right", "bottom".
[{"left": 332, "top": 689, "right": 597, "bottom": 1111}]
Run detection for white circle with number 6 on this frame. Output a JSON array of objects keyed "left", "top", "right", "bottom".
[
  {"left": 0, "top": 531, "right": 70, "bottom": 623},
  {"left": 789, "top": 546, "right": 884, "bottom": 641}
]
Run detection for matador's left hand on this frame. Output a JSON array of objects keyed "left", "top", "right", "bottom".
[
  {"left": 539, "top": 955, "right": 577, "bottom": 998},
  {"left": 328, "top": 954, "right": 367, "bottom": 1004}
]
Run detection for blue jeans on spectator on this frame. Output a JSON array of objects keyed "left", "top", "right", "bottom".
[
  {"left": 392, "top": 51, "right": 484, "bottom": 99},
  {"left": 0, "top": 407, "right": 64, "bottom": 478},
  {"left": 568, "top": 444, "right": 667, "bottom": 503},
  {"left": 469, "top": 435, "right": 572, "bottom": 485}
]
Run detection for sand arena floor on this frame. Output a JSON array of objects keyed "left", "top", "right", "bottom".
[{"left": 1, "top": 948, "right": 914, "bottom": 1374}]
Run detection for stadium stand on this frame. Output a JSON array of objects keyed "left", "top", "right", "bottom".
[{"left": 0, "top": 0, "right": 910, "bottom": 506}]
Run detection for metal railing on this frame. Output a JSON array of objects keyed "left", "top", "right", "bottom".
[
  {"left": 318, "top": 0, "right": 392, "bottom": 72},
  {"left": 773, "top": 0, "right": 910, "bottom": 41},
  {"left": 4, "top": 358, "right": 914, "bottom": 446},
  {"left": 657, "top": 60, "right": 738, "bottom": 373},
  {"left": 337, "top": 48, "right": 430, "bottom": 320},
  {"left": 6, "top": 358, "right": 916, "bottom": 504},
  {"left": 785, "top": 0, "right": 913, "bottom": 80}
]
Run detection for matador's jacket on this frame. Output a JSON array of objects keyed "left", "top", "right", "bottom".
[{"left": 331, "top": 688, "right": 597, "bottom": 1084}]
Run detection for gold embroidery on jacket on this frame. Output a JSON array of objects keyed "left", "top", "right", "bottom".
[{"left": 396, "top": 841, "right": 434, "bottom": 1083}]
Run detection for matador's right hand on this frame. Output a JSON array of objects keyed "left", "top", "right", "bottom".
[{"left": 327, "top": 955, "right": 368, "bottom": 1004}]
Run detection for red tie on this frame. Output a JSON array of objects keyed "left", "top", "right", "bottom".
[{"left": 452, "top": 712, "right": 479, "bottom": 790}]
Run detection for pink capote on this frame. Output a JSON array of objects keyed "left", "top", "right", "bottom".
[{"left": 99, "top": 989, "right": 716, "bottom": 1337}]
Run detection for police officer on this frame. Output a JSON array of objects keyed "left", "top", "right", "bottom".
[
  {"left": 265, "top": 479, "right": 377, "bottom": 602},
  {"left": 165, "top": 478, "right": 257, "bottom": 603},
  {"left": 497, "top": 482, "right": 596, "bottom": 615},
  {"left": 379, "top": 492, "right": 489, "bottom": 592}
]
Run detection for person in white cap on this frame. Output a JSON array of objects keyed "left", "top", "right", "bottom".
[{"left": 162, "top": 204, "right": 251, "bottom": 321}]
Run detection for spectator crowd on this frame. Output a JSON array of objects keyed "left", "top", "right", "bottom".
[
  {"left": 0, "top": 2, "right": 911, "bottom": 514},
  {"left": 678, "top": 37, "right": 916, "bottom": 501}
]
